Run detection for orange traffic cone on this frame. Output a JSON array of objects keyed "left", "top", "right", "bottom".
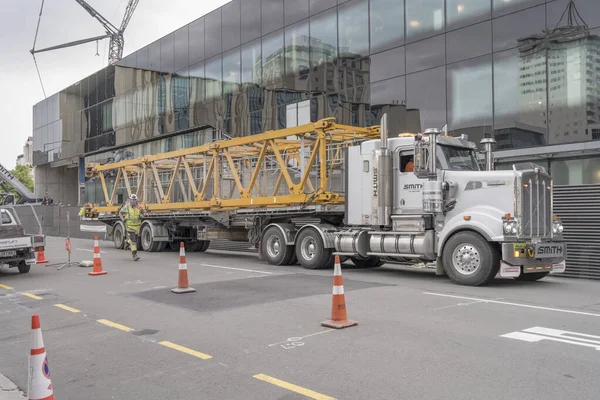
[
  {"left": 171, "top": 242, "right": 195, "bottom": 294},
  {"left": 321, "top": 256, "right": 357, "bottom": 329},
  {"left": 88, "top": 236, "right": 107, "bottom": 276},
  {"left": 28, "top": 314, "right": 54, "bottom": 400},
  {"left": 35, "top": 233, "right": 49, "bottom": 264}
]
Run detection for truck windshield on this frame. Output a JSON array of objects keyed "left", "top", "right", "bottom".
[{"left": 438, "top": 145, "right": 480, "bottom": 171}]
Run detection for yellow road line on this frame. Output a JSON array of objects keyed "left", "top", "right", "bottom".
[
  {"left": 97, "top": 319, "right": 134, "bottom": 332},
  {"left": 253, "top": 374, "right": 336, "bottom": 400},
  {"left": 0, "top": 283, "right": 13, "bottom": 290},
  {"left": 54, "top": 304, "right": 81, "bottom": 313},
  {"left": 20, "top": 292, "right": 43, "bottom": 300},
  {"left": 158, "top": 341, "right": 212, "bottom": 360}
]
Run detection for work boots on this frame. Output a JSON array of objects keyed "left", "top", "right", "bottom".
[{"left": 132, "top": 251, "right": 140, "bottom": 261}]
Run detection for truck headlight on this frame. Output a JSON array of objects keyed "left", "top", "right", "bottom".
[
  {"left": 553, "top": 221, "right": 564, "bottom": 234},
  {"left": 503, "top": 220, "right": 518, "bottom": 235}
]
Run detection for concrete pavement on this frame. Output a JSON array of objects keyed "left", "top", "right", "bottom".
[{"left": 1, "top": 236, "right": 599, "bottom": 399}]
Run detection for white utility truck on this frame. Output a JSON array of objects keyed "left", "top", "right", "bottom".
[
  {"left": 84, "top": 115, "right": 566, "bottom": 286},
  {"left": 0, "top": 208, "right": 46, "bottom": 273}
]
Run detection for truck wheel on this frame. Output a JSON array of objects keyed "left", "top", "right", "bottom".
[
  {"left": 515, "top": 272, "right": 550, "bottom": 282},
  {"left": 18, "top": 261, "right": 31, "bottom": 274},
  {"left": 141, "top": 224, "right": 163, "bottom": 252},
  {"left": 295, "top": 228, "right": 333, "bottom": 270},
  {"left": 198, "top": 240, "right": 210, "bottom": 252},
  {"left": 261, "top": 227, "right": 295, "bottom": 265},
  {"left": 168, "top": 242, "right": 180, "bottom": 251},
  {"left": 442, "top": 231, "right": 500, "bottom": 286},
  {"left": 351, "top": 256, "right": 384, "bottom": 268},
  {"left": 113, "top": 223, "right": 126, "bottom": 249}
]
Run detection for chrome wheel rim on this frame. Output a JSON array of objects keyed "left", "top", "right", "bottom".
[
  {"left": 266, "top": 235, "right": 281, "bottom": 259},
  {"left": 142, "top": 228, "right": 151, "bottom": 249},
  {"left": 301, "top": 237, "right": 317, "bottom": 261},
  {"left": 452, "top": 243, "right": 481, "bottom": 275}
]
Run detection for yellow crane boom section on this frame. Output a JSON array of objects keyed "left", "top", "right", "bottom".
[{"left": 84, "top": 118, "right": 381, "bottom": 216}]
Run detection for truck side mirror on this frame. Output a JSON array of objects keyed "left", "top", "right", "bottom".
[{"left": 413, "top": 135, "right": 430, "bottom": 179}]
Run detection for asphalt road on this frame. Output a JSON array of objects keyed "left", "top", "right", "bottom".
[{"left": 1, "top": 236, "right": 600, "bottom": 400}]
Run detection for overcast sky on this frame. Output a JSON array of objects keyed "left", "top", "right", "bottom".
[{"left": 0, "top": 0, "right": 230, "bottom": 170}]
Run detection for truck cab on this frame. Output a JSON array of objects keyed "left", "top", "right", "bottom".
[
  {"left": 0, "top": 208, "right": 46, "bottom": 273},
  {"left": 336, "top": 114, "right": 566, "bottom": 286}
]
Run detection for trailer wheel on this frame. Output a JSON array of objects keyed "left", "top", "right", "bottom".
[
  {"left": 141, "top": 224, "right": 164, "bottom": 252},
  {"left": 295, "top": 228, "right": 333, "bottom": 270},
  {"left": 442, "top": 231, "right": 500, "bottom": 286},
  {"left": 113, "top": 223, "right": 126, "bottom": 249},
  {"left": 351, "top": 256, "right": 384, "bottom": 268},
  {"left": 168, "top": 242, "right": 180, "bottom": 251},
  {"left": 515, "top": 271, "right": 550, "bottom": 282},
  {"left": 18, "top": 261, "right": 31, "bottom": 274},
  {"left": 261, "top": 227, "right": 295, "bottom": 265},
  {"left": 198, "top": 240, "right": 210, "bottom": 252}
]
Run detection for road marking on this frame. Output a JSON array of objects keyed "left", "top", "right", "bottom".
[
  {"left": 158, "top": 341, "right": 212, "bottom": 360},
  {"left": 268, "top": 329, "right": 335, "bottom": 348},
  {"left": 253, "top": 374, "right": 336, "bottom": 400},
  {"left": 200, "top": 263, "right": 274, "bottom": 275},
  {"left": 20, "top": 292, "right": 43, "bottom": 300},
  {"left": 501, "top": 326, "right": 600, "bottom": 351},
  {"left": 0, "top": 284, "right": 13, "bottom": 290},
  {"left": 423, "top": 292, "right": 600, "bottom": 318},
  {"left": 97, "top": 319, "right": 134, "bottom": 332},
  {"left": 54, "top": 304, "right": 81, "bottom": 313}
]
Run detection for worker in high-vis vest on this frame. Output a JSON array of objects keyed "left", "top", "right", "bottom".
[{"left": 119, "top": 194, "right": 146, "bottom": 261}]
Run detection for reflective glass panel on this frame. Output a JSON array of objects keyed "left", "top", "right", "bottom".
[
  {"left": 262, "top": 30, "right": 285, "bottom": 85},
  {"left": 189, "top": 18, "right": 205, "bottom": 65},
  {"left": 370, "top": 0, "right": 404, "bottom": 53},
  {"left": 406, "top": 0, "right": 445, "bottom": 41},
  {"left": 223, "top": 48, "right": 242, "bottom": 96},
  {"left": 149, "top": 40, "right": 161, "bottom": 71},
  {"left": 285, "top": 20, "right": 310, "bottom": 77},
  {"left": 493, "top": 48, "right": 547, "bottom": 149},
  {"left": 492, "top": 5, "right": 545, "bottom": 52},
  {"left": 174, "top": 26, "right": 189, "bottom": 72},
  {"left": 160, "top": 33, "right": 175, "bottom": 73},
  {"left": 310, "top": 9, "right": 337, "bottom": 68},
  {"left": 205, "top": 56, "right": 223, "bottom": 101},
  {"left": 262, "top": 0, "right": 284, "bottom": 35},
  {"left": 284, "top": 0, "right": 309, "bottom": 25},
  {"left": 406, "top": 34, "right": 445, "bottom": 74},
  {"left": 242, "top": 39, "right": 262, "bottom": 85},
  {"left": 241, "top": 0, "right": 262, "bottom": 43},
  {"left": 446, "top": 21, "right": 491, "bottom": 64},
  {"left": 406, "top": 66, "right": 447, "bottom": 131},
  {"left": 447, "top": 55, "right": 492, "bottom": 135},
  {"left": 446, "top": 0, "right": 490, "bottom": 30},
  {"left": 338, "top": 0, "right": 369, "bottom": 60},
  {"left": 551, "top": 158, "right": 600, "bottom": 185},
  {"left": 371, "top": 76, "right": 406, "bottom": 106},
  {"left": 310, "top": 0, "right": 337, "bottom": 15},
  {"left": 370, "top": 46, "right": 405, "bottom": 83},
  {"left": 547, "top": 0, "right": 600, "bottom": 31},
  {"left": 205, "top": 9, "right": 222, "bottom": 58},
  {"left": 493, "top": 0, "right": 544, "bottom": 17},
  {"left": 136, "top": 46, "right": 149, "bottom": 70},
  {"left": 222, "top": 0, "right": 241, "bottom": 51}
]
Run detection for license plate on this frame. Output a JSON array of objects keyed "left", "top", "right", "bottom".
[
  {"left": 535, "top": 243, "right": 564, "bottom": 258},
  {"left": 0, "top": 250, "right": 17, "bottom": 258}
]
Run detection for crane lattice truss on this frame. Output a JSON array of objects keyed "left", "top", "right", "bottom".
[{"left": 85, "top": 119, "right": 380, "bottom": 216}]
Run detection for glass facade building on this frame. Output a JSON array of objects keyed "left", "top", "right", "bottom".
[{"left": 33, "top": 0, "right": 600, "bottom": 277}]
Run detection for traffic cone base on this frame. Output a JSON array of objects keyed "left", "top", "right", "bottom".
[
  {"left": 89, "top": 236, "right": 107, "bottom": 276},
  {"left": 321, "top": 319, "right": 358, "bottom": 329},
  {"left": 35, "top": 232, "right": 49, "bottom": 264},
  {"left": 321, "top": 256, "right": 357, "bottom": 330},
  {"left": 172, "top": 242, "right": 195, "bottom": 294}
]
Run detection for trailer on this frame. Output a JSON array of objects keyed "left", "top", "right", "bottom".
[{"left": 83, "top": 116, "right": 567, "bottom": 286}]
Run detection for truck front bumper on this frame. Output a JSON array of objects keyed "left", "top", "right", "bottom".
[{"left": 501, "top": 242, "right": 566, "bottom": 274}]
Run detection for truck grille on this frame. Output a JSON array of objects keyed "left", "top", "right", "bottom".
[{"left": 519, "top": 172, "right": 552, "bottom": 237}]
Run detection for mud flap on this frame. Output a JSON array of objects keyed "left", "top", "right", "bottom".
[
  {"left": 496, "top": 261, "right": 521, "bottom": 279},
  {"left": 551, "top": 260, "right": 566, "bottom": 274}
]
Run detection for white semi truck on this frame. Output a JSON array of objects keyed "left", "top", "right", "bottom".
[{"left": 84, "top": 115, "right": 566, "bottom": 286}]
